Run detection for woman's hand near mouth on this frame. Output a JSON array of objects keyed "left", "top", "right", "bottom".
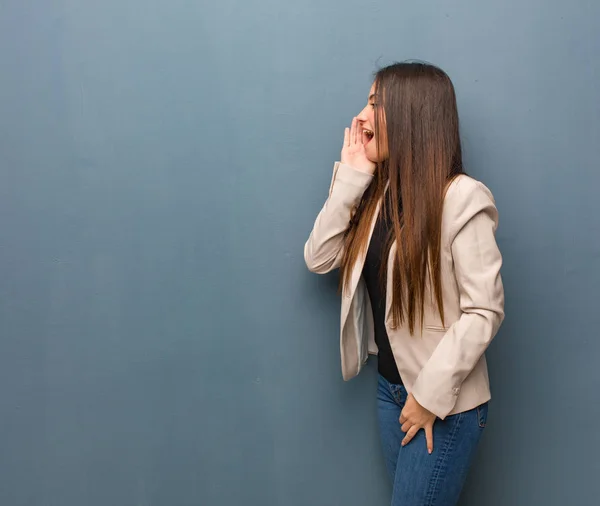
[{"left": 341, "top": 117, "right": 376, "bottom": 175}]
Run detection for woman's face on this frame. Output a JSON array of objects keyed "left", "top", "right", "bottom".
[{"left": 357, "top": 82, "right": 388, "bottom": 163}]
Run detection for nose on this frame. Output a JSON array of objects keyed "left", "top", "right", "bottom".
[{"left": 356, "top": 104, "right": 369, "bottom": 122}]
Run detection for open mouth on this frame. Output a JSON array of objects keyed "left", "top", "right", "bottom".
[{"left": 363, "top": 129, "right": 374, "bottom": 143}]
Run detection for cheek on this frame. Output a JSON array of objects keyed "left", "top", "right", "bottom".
[
  {"left": 380, "top": 131, "right": 389, "bottom": 152},
  {"left": 369, "top": 137, "right": 388, "bottom": 163},
  {"left": 367, "top": 109, "right": 376, "bottom": 125},
  {"left": 378, "top": 125, "right": 389, "bottom": 153}
]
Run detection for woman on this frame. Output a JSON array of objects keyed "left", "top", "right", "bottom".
[{"left": 304, "top": 62, "right": 504, "bottom": 505}]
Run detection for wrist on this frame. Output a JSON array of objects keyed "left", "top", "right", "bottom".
[{"left": 340, "top": 161, "right": 375, "bottom": 176}]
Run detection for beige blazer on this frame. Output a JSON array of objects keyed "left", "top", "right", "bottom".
[{"left": 304, "top": 162, "right": 504, "bottom": 419}]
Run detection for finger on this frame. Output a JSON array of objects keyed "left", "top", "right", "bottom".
[
  {"left": 401, "top": 421, "right": 412, "bottom": 433},
  {"left": 425, "top": 424, "right": 434, "bottom": 454},
  {"left": 349, "top": 117, "right": 355, "bottom": 145},
  {"left": 401, "top": 425, "right": 419, "bottom": 447},
  {"left": 399, "top": 413, "right": 407, "bottom": 425},
  {"left": 344, "top": 127, "right": 350, "bottom": 147}
]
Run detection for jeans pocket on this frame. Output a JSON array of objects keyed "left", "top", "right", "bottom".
[{"left": 477, "top": 403, "right": 489, "bottom": 428}]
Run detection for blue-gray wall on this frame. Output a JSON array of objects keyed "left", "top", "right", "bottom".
[{"left": 1, "top": 1, "right": 599, "bottom": 505}]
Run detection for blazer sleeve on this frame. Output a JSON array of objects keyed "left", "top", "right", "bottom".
[
  {"left": 304, "top": 162, "right": 374, "bottom": 274},
  {"left": 411, "top": 178, "right": 505, "bottom": 419}
]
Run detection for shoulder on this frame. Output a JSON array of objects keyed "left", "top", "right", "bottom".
[
  {"left": 443, "top": 174, "right": 499, "bottom": 237},
  {"left": 445, "top": 174, "right": 496, "bottom": 207}
]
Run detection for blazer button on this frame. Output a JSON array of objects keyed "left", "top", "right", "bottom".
[{"left": 452, "top": 387, "right": 460, "bottom": 396}]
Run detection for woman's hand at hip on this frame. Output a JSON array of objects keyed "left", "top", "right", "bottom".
[{"left": 399, "top": 393, "right": 437, "bottom": 454}]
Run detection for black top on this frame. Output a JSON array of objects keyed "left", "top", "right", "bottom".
[{"left": 361, "top": 207, "right": 403, "bottom": 385}]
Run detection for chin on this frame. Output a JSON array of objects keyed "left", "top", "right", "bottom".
[
  {"left": 366, "top": 151, "right": 386, "bottom": 164},
  {"left": 365, "top": 149, "right": 379, "bottom": 163},
  {"left": 365, "top": 143, "right": 388, "bottom": 163}
]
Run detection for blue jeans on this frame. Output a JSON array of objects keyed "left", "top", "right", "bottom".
[{"left": 377, "top": 375, "right": 488, "bottom": 506}]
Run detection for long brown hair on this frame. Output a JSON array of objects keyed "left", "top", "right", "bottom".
[{"left": 340, "top": 62, "right": 464, "bottom": 333}]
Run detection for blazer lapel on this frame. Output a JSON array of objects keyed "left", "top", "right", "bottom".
[{"left": 341, "top": 196, "right": 382, "bottom": 325}]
